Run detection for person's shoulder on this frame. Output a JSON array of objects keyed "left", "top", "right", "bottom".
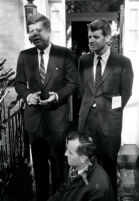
[
  {"left": 89, "top": 162, "right": 110, "bottom": 183},
  {"left": 88, "top": 163, "right": 111, "bottom": 192},
  {"left": 51, "top": 44, "right": 76, "bottom": 59},
  {"left": 20, "top": 47, "right": 37, "bottom": 54},
  {"left": 87, "top": 162, "right": 115, "bottom": 200},
  {"left": 52, "top": 44, "right": 71, "bottom": 52},
  {"left": 79, "top": 52, "right": 93, "bottom": 63},
  {"left": 111, "top": 51, "right": 131, "bottom": 63}
]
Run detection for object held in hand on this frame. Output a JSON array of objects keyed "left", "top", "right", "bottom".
[{"left": 39, "top": 99, "right": 49, "bottom": 105}]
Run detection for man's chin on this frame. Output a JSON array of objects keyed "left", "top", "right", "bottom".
[
  {"left": 90, "top": 47, "right": 96, "bottom": 52},
  {"left": 67, "top": 160, "right": 72, "bottom": 166},
  {"left": 33, "top": 42, "right": 42, "bottom": 49}
]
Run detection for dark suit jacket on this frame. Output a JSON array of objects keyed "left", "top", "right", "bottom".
[
  {"left": 48, "top": 162, "right": 114, "bottom": 201},
  {"left": 78, "top": 51, "right": 133, "bottom": 158},
  {"left": 15, "top": 44, "right": 78, "bottom": 139}
]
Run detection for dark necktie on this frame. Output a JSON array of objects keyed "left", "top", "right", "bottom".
[
  {"left": 95, "top": 56, "right": 102, "bottom": 90},
  {"left": 69, "top": 166, "right": 78, "bottom": 183},
  {"left": 40, "top": 50, "right": 45, "bottom": 84}
]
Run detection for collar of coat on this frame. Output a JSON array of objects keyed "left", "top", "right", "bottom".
[{"left": 68, "top": 156, "right": 96, "bottom": 185}]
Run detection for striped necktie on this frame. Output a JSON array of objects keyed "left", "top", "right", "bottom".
[
  {"left": 95, "top": 56, "right": 102, "bottom": 90},
  {"left": 40, "top": 50, "right": 45, "bottom": 84}
]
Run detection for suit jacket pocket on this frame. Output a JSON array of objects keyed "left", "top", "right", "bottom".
[
  {"left": 24, "top": 105, "right": 42, "bottom": 132},
  {"left": 110, "top": 108, "right": 123, "bottom": 134},
  {"left": 54, "top": 66, "right": 64, "bottom": 71},
  {"left": 52, "top": 67, "right": 64, "bottom": 79}
]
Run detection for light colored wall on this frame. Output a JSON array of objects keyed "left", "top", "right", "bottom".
[
  {"left": 122, "top": 0, "right": 139, "bottom": 146},
  {"left": 49, "top": 0, "right": 66, "bottom": 46},
  {"left": 0, "top": 0, "right": 25, "bottom": 115},
  {"left": 0, "top": 0, "right": 25, "bottom": 70}
]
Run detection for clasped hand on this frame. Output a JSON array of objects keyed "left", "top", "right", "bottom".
[{"left": 28, "top": 91, "right": 57, "bottom": 105}]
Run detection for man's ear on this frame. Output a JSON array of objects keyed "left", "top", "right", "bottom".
[
  {"left": 105, "top": 35, "right": 111, "bottom": 45},
  {"left": 29, "top": 36, "right": 32, "bottom": 43},
  {"left": 48, "top": 28, "right": 51, "bottom": 33},
  {"left": 80, "top": 155, "right": 88, "bottom": 163}
]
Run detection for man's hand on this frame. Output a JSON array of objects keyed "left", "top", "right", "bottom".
[
  {"left": 47, "top": 92, "right": 58, "bottom": 103},
  {"left": 27, "top": 91, "right": 41, "bottom": 105},
  {"left": 39, "top": 92, "right": 58, "bottom": 105}
]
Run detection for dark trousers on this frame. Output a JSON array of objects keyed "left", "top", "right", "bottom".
[
  {"left": 84, "top": 107, "right": 118, "bottom": 201},
  {"left": 31, "top": 138, "right": 50, "bottom": 201},
  {"left": 30, "top": 125, "right": 68, "bottom": 201}
]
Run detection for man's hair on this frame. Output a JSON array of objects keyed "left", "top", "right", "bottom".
[
  {"left": 27, "top": 13, "right": 51, "bottom": 30},
  {"left": 88, "top": 18, "right": 111, "bottom": 36},
  {"left": 66, "top": 131, "right": 96, "bottom": 159}
]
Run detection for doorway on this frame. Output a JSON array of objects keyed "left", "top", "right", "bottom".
[{"left": 72, "top": 21, "right": 90, "bottom": 58}]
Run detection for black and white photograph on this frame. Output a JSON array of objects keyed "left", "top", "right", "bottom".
[{"left": 0, "top": 1, "right": 139, "bottom": 201}]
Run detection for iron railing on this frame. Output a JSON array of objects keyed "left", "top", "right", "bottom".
[{"left": 0, "top": 59, "right": 34, "bottom": 201}]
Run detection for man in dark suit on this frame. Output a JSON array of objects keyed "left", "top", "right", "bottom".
[
  {"left": 15, "top": 13, "right": 78, "bottom": 201},
  {"left": 78, "top": 19, "right": 133, "bottom": 200},
  {"left": 48, "top": 131, "right": 114, "bottom": 201}
]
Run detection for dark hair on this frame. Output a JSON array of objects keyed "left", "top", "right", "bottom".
[
  {"left": 66, "top": 131, "right": 96, "bottom": 159},
  {"left": 88, "top": 19, "right": 111, "bottom": 36},
  {"left": 28, "top": 13, "right": 51, "bottom": 30}
]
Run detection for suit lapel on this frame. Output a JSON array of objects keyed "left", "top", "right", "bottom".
[
  {"left": 83, "top": 52, "right": 114, "bottom": 93},
  {"left": 101, "top": 53, "right": 114, "bottom": 82},
  {"left": 43, "top": 45, "right": 57, "bottom": 88},
  {"left": 87, "top": 53, "right": 95, "bottom": 94},
  {"left": 96, "top": 53, "right": 114, "bottom": 90},
  {"left": 30, "top": 46, "right": 57, "bottom": 89},
  {"left": 31, "top": 48, "right": 42, "bottom": 88}
]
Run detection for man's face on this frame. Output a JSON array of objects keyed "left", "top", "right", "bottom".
[
  {"left": 65, "top": 138, "right": 83, "bottom": 168},
  {"left": 88, "top": 29, "right": 110, "bottom": 55},
  {"left": 29, "top": 21, "right": 50, "bottom": 50}
]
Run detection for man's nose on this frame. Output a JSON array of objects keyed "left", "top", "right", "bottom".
[
  {"left": 65, "top": 150, "right": 68, "bottom": 156},
  {"left": 31, "top": 30, "right": 39, "bottom": 36},
  {"left": 89, "top": 37, "right": 95, "bottom": 43}
]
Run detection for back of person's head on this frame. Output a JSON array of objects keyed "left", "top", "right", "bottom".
[
  {"left": 28, "top": 13, "right": 51, "bottom": 30},
  {"left": 88, "top": 18, "right": 111, "bottom": 37},
  {"left": 66, "top": 131, "right": 96, "bottom": 159}
]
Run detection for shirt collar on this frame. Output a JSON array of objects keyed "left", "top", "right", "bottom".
[
  {"left": 38, "top": 43, "right": 51, "bottom": 55},
  {"left": 94, "top": 47, "right": 110, "bottom": 63},
  {"left": 78, "top": 164, "right": 89, "bottom": 175}
]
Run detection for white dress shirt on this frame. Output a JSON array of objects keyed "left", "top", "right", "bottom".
[
  {"left": 93, "top": 47, "right": 110, "bottom": 80},
  {"left": 37, "top": 43, "right": 51, "bottom": 73},
  {"left": 92, "top": 47, "right": 110, "bottom": 107},
  {"left": 27, "top": 43, "right": 59, "bottom": 104}
]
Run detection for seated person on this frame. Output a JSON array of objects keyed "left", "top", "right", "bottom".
[{"left": 48, "top": 131, "right": 115, "bottom": 201}]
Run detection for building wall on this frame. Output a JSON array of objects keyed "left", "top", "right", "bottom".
[
  {"left": 0, "top": 0, "right": 25, "bottom": 112},
  {"left": 122, "top": 0, "right": 139, "bottom": 146},
  {"left": 0, "top": 0, "right": 25, "bottom": 70}
]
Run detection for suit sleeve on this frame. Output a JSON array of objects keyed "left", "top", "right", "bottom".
[
  {"left": 15, "top": 52, "right": 32, "bottom": 101},
  {"left": 121, "top": 57, "right": 133, "bottom": 107},
  {"left": 78, "top": 56, "right": 86, "bottom": 99},
  {"left": 56, "top": 49, "right": 78, "bottom": 102},
  {"left": 47, "top": 191, "right": 61, "bottom": 201}
]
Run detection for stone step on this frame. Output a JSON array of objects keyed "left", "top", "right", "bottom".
[{"left": 118, "top": 145, "right": 139, "bottom": 169}]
